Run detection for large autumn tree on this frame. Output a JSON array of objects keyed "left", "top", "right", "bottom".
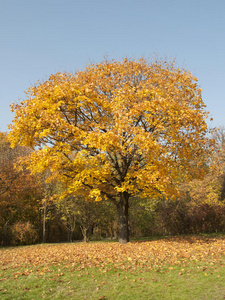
[{"left": 8, "top": 58, "right": 212, "bottom": 244}]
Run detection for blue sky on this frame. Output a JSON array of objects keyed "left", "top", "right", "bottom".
[{"left": 1, "top": 0, "right": 225, "bottom": 132}]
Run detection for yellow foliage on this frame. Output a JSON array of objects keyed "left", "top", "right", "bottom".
[{"left": 8, "top": 58, "right": 212, "bottom": 204}]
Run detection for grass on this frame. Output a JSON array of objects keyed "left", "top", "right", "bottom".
[{"left": 0, "top": 234, "right": 225, "bottom": 299}]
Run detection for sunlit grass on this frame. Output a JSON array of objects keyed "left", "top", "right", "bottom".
[{"left": 1, "top": 234, "right": 225, "bottom": 299}]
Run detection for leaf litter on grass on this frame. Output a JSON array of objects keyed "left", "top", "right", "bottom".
[
  {"left": 0, "top": 235, "right": 225, "bottom": 277},
  {"left": 0, "top": 236, "right": 225, "bottom": 300}
]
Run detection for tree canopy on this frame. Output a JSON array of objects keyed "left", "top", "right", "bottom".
[{"left": 8, "top": 58, "right": 212, "bottom": 243}]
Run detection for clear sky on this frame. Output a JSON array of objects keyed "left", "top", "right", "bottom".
[{"left": 1, "top": 0, "right": 225, "bottom": 132}]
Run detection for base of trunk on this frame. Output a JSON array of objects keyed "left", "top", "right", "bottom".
[
  {"left": 117, "top": 194, "right": 129, "bottom": 244},
  {"left": 118, "top": 236, "right": 129, "bottom": 244}
]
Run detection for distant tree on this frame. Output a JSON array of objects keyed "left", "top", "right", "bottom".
[
  {"left": 8, "top": 58, "right": 212, "bottom": 244},
  {"left": 0, "top": 132, "right": 44, "bottom": 245},
  {"left": 211, "top": 127, "right": 225, "bottom": 200},
  {"left": 0, "top": 132, "right": 24, "bottom": 196},
  {"left": 56, "top": 196, "right": 80, "bottom": 242},
  {"left": 57, "top": 195, "right": 116, "bottom": 242}
]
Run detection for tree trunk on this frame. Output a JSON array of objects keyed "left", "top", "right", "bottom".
[
  {"left": 80, "top": 226, "right": 89, "bottom": 242},
  {"left": 43, "top": 199, "right": 46, "bottom": 243},
  {"left": 117, "top": 192, "right": 129, "bottom": 244}
]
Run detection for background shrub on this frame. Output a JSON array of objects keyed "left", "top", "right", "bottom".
[{"left": 11, "top": 221, "right": 38, "bottom": 245}]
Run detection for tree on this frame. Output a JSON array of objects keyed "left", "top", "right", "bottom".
[
  {"left": 8, "top": 58, "right": 212, "bottom": 244},
  {"left": 56, "top": 195, "right": 117, "bottom": 242},
  {"left": 0, "top": 132, "right": 24, "bottom": 196},
  {"left": 182, "top": 126, "right": 225, "bottom": 206},
  {"left": 0, "top": 132, "right": 44, "bottom": 245}
]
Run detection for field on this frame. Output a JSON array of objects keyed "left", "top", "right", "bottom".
[{"left": 0, "top": 235, "right": 225, "bottom": 299}]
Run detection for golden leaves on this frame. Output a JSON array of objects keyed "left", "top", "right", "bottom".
[
  {"left": 0, "top": 236, "right": 225, "bottom": 274},
  {"left": 8, "top": 57, "right": 212, "bottom": 202}
]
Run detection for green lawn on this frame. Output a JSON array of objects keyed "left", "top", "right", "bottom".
[{"left": 0, "top": 235, "right": 225, "bottom": 299}]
